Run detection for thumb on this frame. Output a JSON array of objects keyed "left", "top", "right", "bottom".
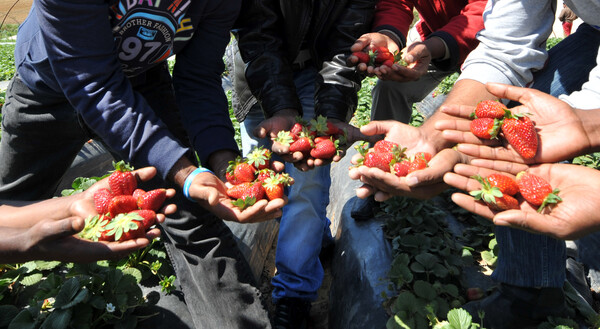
[
  {"left": 493, "top": 210, "right": 553, "bottom": 236},
  {"left": 360, "top": 120, "right": 396, "bottom": 136},
  {"left": 36, "top": 217, "right": 85, "bottom": 242},
  {"left": 253, "top": 122, "right": 269, "bottom": 139}
]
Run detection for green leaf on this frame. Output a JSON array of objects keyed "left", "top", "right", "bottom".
[
  {"left": 59, "top": 288, "right": 89, "bottom": 309},
  {"left": 410, "top": 262, "right": 426, "bottom": 273},
  {"left": 41, "top": 308, "right": 72, "bottom": 329},
  {"left": 447, "top": 308, "right": 473, "bottom": 329},
  {"left": 20, "top": 273, "right": 43, "bottom": 286},
  {"left": 69, "top": 304, "right": 93, "bottom": 329},
  {"left": 8, "top": 309, "right": 37, "bottom": 329},
  {"left": 415, "top": 252, "right": 438, "bottom": 269},
  {"left": 480, "top": 250, "right": 497, "bottom": 266},
  {"left": 432, "top": 263, "right": 449, "bottom": 278},
  {"left": 0, "top": 305, "right": 19, "bottom": 327},
  {"left": 54, "top": 277, "right": 81, "bottom": 308},
  {"left": 413, "top": 280, "right": 437, "bottom": 301},
  {"left": 88, "top": 295, "right": 107, "bottom": 309},
  {"left": 34, "top": 261, "right": 61, "bottom": 271},
  {"left": 122, "top": 267, "right": 143, "bottom": 283}
]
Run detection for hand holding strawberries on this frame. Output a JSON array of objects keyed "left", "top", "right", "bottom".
[
  {"left": 348, "top": 32, "right": 401, "bottom": 75},
  {"left": 443, "top": 162, "right": 600, "bottom": 240},
  {"left": 436, "top": 82, "right": 592, "bottom": 164},
  {"left": 373, "top": 41, "right": 431, "bottom": 82}
]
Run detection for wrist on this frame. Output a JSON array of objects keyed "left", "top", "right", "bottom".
[
  {"left": 183, "top": 167, "right": 214, "bottom": 202},
  {"left": 577, "top": 109, "right": 600, "bottom": 153}
]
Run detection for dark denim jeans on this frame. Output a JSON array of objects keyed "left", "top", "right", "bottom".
[
  {"left": 0, "top": 64, "right": 271, "bottom": 328},
  {"left": 239, "top": 66, "right": 334, "bottom": 303},
  {"left": 493, "top": 23, "right": 600, "bottom": 288}
]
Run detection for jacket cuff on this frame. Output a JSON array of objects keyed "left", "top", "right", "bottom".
[
  {"left": 374, "top": 25, "right": 406, "bottom": 49},
  {"left": 428, "top": 31, "right": 459, "bottom": 71}
]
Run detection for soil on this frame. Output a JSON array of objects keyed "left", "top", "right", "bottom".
[{"left": 0, "top": 0, "right": 32, "bottom": 26}]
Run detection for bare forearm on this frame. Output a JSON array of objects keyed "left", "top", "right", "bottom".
[
  {"left": 0, "top": 197, "right": 78, "bottom": 228},
  {"left": 576, "top": 109, "right": 600, "bottom": 153}
]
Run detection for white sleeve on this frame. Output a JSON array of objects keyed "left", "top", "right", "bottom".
[
  {"left": 458, "top": 0, "right": 555, "bottom": 87},
  {"left": 559, "top": 49, "right": 600, "bottom": 110}
]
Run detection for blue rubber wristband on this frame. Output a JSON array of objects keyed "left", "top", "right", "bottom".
[{"left": 183, "top": 167, "right": 214, "bottom": 202}]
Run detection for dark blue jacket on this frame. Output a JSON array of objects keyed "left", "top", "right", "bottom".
[{"left": 15, "top": 0, "right": 240, "bottom": 179}]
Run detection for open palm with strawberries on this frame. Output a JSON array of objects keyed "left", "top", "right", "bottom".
[
  {"left": 444, "top": 162, "right": 600, "bottom": 240},
  {"left": 348, "top": 120, "right": 467, "bottom": 201},
  {"left": 435, "top": 82, "right": 593, "bottom": 164}
]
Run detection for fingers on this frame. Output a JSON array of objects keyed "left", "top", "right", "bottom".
[
  {"left": 438, "top": 104, "right": 476, "bottom": 119},
  {"left": 450, "top": 192, "right": 496, "bottom": 220},
  {"left": 133, "top": 166, "right": 158, "bottom": 183},
  {"left": 37, "top": 217, "right": 85, "bottom": 242},
  {"left": 485, "top": 83, "right": 531, "bottom": 104},
  {"left": 492, "top": 210, "right": 563, "bottom": 238},
  {"left": 468, "top": 158, "right": 529, "bottom": 175},
  {"left": 454, "top": 143, "right": 527, "bottom": 164},
  {"left": 360, "top": 120, "right": 397, "bottom": 137}
]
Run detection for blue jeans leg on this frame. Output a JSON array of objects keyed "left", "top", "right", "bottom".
[
  {"left": 493, "top": 23, "right": 600, "bottom": 288},
  {"left": 240, "top": 67, "right": 333, "bottom": 302}
]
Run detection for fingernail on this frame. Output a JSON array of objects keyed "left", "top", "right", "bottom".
[{"left": 406, "top": 176, "right": 418, "bottom": 186}]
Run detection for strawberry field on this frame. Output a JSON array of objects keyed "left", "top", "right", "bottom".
[{"left": 1, "top": 28, "right": 600, "bottom": 328}]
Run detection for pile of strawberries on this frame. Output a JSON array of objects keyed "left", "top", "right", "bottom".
[
  {"left": 274, "top": 115, "right": 346, "bottom": 160},
  {"left": 225, "top": 146, "right": 292, "bottom": 210},
  {"left": 469, "top": 100, "right": 539, "bottom": 159},
  {"left": 351, "top": 45, "right": 407, "bottom": 68},
  {"left": 355, "top": 140, "right": 432, "bottom": 177},
  {"left": 80, "top": 161, "right": 167, "bottom": 242},
  {"left": 470, "top": 172, "right": 561, "bottom": 212}
]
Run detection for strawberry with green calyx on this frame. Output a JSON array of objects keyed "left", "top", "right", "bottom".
[
  {"left": 470, "top": 175, "right": 519, "bottom": 211},
  {"left": 352, "top": 51, "right": 370, "bottom": 64},
  {"left": 93, "top": 188, "right": 114, "bottom": 215},
  {"left": 309, "top": 115, "right": 342, "bottom": 136},
  {"left": 393, "top": 50, "right": 408, "bottom": 66},
  {"left": 103, "top": 212, "right": 145, "bottom": 241},
  {"left": 227, "top": 182, "right": 266, "bottom": 202},
  {"left": 247, "top": 146, "right": 272, "bottom": 170},
  {"left": 487, "top": 173, "right": 519, "bottom": 196},
  {"left": 373, "top": 140, "right": 399, "bottom": 154},
  {"left": 274, "top": 130, "right": 296, "bottom": 147},
  {"left": 470, "top": 117, "right": 501, "bottom": 140},
  {"left": 256, "top": 168, "right": 276, "bottom": 183},
  {"left": 372, "top": 46, "right": 394, "bottom": 64},
  {"left": 226, "top": 156, "right": 257, "bottom": 184},
  {"left": 290, "top": 116, "right": 308, "bottom": 137},
  {"left": 108, "top": 195, "right": 139, "bottom": 218},
  {"left": 132, "top": 188, "right": 146, "bottom": 199},
  {"left": 79, "top": 214, "right": 111, "bottom": 241},
  {"left": 109, "top": 160, "right": 137, "bottom": 196},
  {"left": 391, "top": 160, "right": 411, "bottom": 177},
  {"left": 289, "top": 135, "right": 314, "bottom": 153},
  {"left": 137, "top": 188, "right": 167, "bottom": 211},
  {"left": 516, "top": 172, "right": 561, "bottom": 212},
  {"left": 471, "top": 100, "right": 508, "bottom": 119},
  {"left": 501, "top": 112, "right": 538, "bottom": 159},
  {"left": 363, "top": 151, "right": 394, "bottom": 172},
  {"left": 263, "top": 173, "right": 292, "bottom": 201},
  {"left": 131, "top": 209, "right": 157, "bottom": 229},
  {"left": 310, "top": 138, "right": 338, "bottom": 159},
  {"left": 407, "top": 154, "right": 429, "bottom": 173}
]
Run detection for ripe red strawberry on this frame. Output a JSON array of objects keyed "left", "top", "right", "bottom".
[
  {"left": 103, "top": 212, "right": 144, "bottom": 241},
  {"left": 373, "top": 140, "right": 399, "bottom": 153},
  {"left": 466, "top": 287, "right": 485, "bottom": 301},
  {"left": 353, "top": 51, "right": 370, "bottom": 64},
  {"left": 408, "top": 155, "right": 428, "bottom": 173},
  {"left": 137, "top": 188, "right": 167, "bottom": 211},
  {"left": 131, "top": 209, "right": 157, "bottom": 229},
  {"left": 263, "top": 174, "right": 291, "bottom": 201},
  {"left": 108, "top": 161, "right": 137, "bottom": 195},
  {"left": 373, "top": 46, "right": 394, "bottom": 63},
  {"left": 119, "top": 221, "right": 146, "bottom": 241},
  {"left": 227, "top": 182, "right": 266, "bottom": 210},
  {"left": 501, "top": 114, "right": 538, "bottom": 159},
  {"left": 470, "top": 117, "right": 500, "bottom": 139},
  {"left": 226, "top": 157, "right": 257, "bottom": 184},
  {"left": 392, "top": 160, "right": 410, "bottom": 177},
  {"left": 132, "top": 188, "right": 146, "bottom": 199},
  {"left": 310, "top": 139, "right": 337, "bottom": 159},
  {"left": 108, "top": 195, "right": 138, "bottom": 217},
  {"left": 226, "top": 182, "right": 265, "bottom": 201},
  {"left": 256, "top": 168, "right": 276, "bottom": 183},
  {"left": 414, "top": 152, "right": 433, "bottom": 162},
  {"left": 93, "top": 188, "right": 114, "bottom": 214},
  {"left": 290, "top": 122, "right": 305, "bottom": 137},
  {"left": 382, "top": 59, "right": 394, "bottom": 67},
  {"left": 473, "top": 100, "right": 508, "bottom": 119},
  {"left": 309, "top": 115, "right": 342, "bottom": 136},
  {"left": 487, "top": 173, "right": 519, "bottom": 196},
  {"left": 470, "top": 175, "right": 519, "bottom": 211},
  {"left": 247, "top": 146, "right": 272, "bottom": 170},
  {"left": 363, "top": 151, "right": 393, "bottom": 172},
  {"left": 99, "top": 228, "right": 115, "bottom": 242},
  {"left": 516, "top": 172, "right": 561, "bottom": 212},
  {"left": 289, "top": 136, "right": 314, "bottom": 153}
]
